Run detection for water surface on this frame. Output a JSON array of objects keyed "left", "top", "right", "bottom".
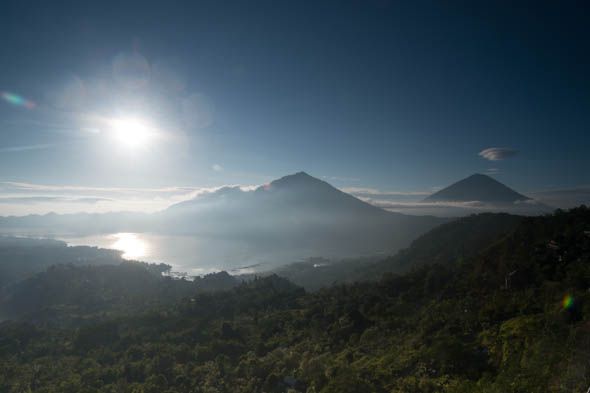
[{"left": 62, "top": 232, "right": 311, "bottom": 275}]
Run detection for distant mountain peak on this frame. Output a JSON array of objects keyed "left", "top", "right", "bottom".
[
  {"left": 425, "top": 173, "right": 530, "bottom": 203},
  {"left": 273, "top": 171, "right": 315, "bottom": 182},
  {"left": 265, "top": 171, "right": 330, "bottom": 190}
]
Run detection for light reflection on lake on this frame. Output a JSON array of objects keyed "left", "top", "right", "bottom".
[
  {"left": 61, "top": 232, "right": 306, "bottom": 275},
  {"left": 109, "top": 233, "right": 148, "bottom": 260}
]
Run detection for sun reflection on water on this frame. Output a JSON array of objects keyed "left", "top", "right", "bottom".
[{"left": 110, "top": 233, "right": 148, "bottom": 260}]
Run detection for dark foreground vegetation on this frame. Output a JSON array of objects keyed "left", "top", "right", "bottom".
[
  {"left": 1, "top": 207, "right": 589, "bottom": 392},
  {"left": 0, "top": 237, "right": 124, "bottom": 288}
]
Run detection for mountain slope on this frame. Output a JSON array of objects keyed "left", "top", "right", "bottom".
[
  {"left": 425, "top": 173, "right": 530, "bottom": 203},
  {"left": 363, "top": 212, "right": 524, "bottom": 278},
  {"left": 168, "top": 172, "right": 391, "bottom": 215},
  {"left": 259, "top": 212, "right": 524, "bottom": 290},
  {"left": 161, "top": 172, "right": 447, "bottom": 258}
]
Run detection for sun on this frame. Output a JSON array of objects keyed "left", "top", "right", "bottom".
[{"left": 109, "top": 117, "right": 155, "bottom": 149}]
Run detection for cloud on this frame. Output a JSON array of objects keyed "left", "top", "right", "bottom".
[
  {"left": 0, "top": 144, "right": 56, "bottom": 153},
  {"left": 212, "top": 164, "right": 223, "bottom": 172},
  {"left": 484, "top": 168, "right": 500, "bottom": 175},
  {"left": 341, "top": 187, "right": 430, "bottom": 197},
  {"left": 358, "top": 196, "right": 552, "bottom": 217},
  {"left": 0, "top": 181, "right": 260, "bottom": 200},
  {"left": 0, "top": 181, "right": 260, "bottom": 216},
  {"left": 478, "top": 147, "right": 518, "bottom": 161},
  {"left": 1, "top": 118, "right": 98, "bottom": 136},
  {"left": 0, "top": 182, "right": 199, "bottom": 196},
  {"left": 359, "top": 197, "right": 486, "bottom": 210},
  {"left": 0, "top": 196, "right": 113, "bottom": 204},
  {"left": 356, "top": 196, "right": 495, "bottom": 217}
]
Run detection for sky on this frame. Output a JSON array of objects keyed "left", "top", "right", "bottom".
[{"left": 0, "top": 0, "right": 588, "bottom": 215}]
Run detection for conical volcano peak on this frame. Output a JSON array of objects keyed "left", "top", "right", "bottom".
[
  {"left": 267, "top": 171, "right": 330, "bottom": 189},
  {"left": 274, "top": 171, "right": 315, "bottom": 182},
  {"left": 425, "top": 173, "right": 530, "bottom": 203}
]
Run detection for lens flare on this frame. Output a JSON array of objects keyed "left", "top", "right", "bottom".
[
  {"left": 1, "top": 91, "right": 36, "bottom": 109},
  {"left": 562, "top": 294, "right": 574, "bottom": 310}
]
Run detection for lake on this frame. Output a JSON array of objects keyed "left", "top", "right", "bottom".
[{"left": 61, "top": 232, "right": 317, "bottom": 275}]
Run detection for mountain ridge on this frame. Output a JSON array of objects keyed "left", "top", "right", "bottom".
[
  {"left": 169, "top": 171, "right": 388, "bottom": 215},
  {"left": 161, "top": 172, "right": 447, "bottom": 259},
  {"left": 424, "top": 173, "right": 531, "bottom": 203}
]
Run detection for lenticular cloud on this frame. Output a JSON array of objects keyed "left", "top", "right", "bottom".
[{"left": 478, "top": 147, "right": 518, "bottom": 161}]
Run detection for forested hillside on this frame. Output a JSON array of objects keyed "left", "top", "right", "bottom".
[
  {"left": 0, "top": 264, "right": 240, "bottom": 324},
  {"left": 0, "top": 207, "right": 589, "bottom": 392},
  {"left": 267, "top": 213, "right": 523, "bottom": 290},
  {"left": 0, "top": 237, "right": 125, "bottom": 289}
]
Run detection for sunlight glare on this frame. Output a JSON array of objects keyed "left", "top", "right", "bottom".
[
  {"left": 111, "top": 233, "right": 148, "bottom": 260},
  {"left": 109, "top": 117, "right": 155, "bottom": 149}
]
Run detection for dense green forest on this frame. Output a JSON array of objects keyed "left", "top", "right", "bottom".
[
  {"left": 0, "top": 237, "right": 125, "bottom": 288},
  {"left": 0, "top": 207, "right": 589, "bottom": 392}
]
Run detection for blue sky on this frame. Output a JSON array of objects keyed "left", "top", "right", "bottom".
[{"left": 0, "top": 1, "right": 588, "bottom": 214}]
